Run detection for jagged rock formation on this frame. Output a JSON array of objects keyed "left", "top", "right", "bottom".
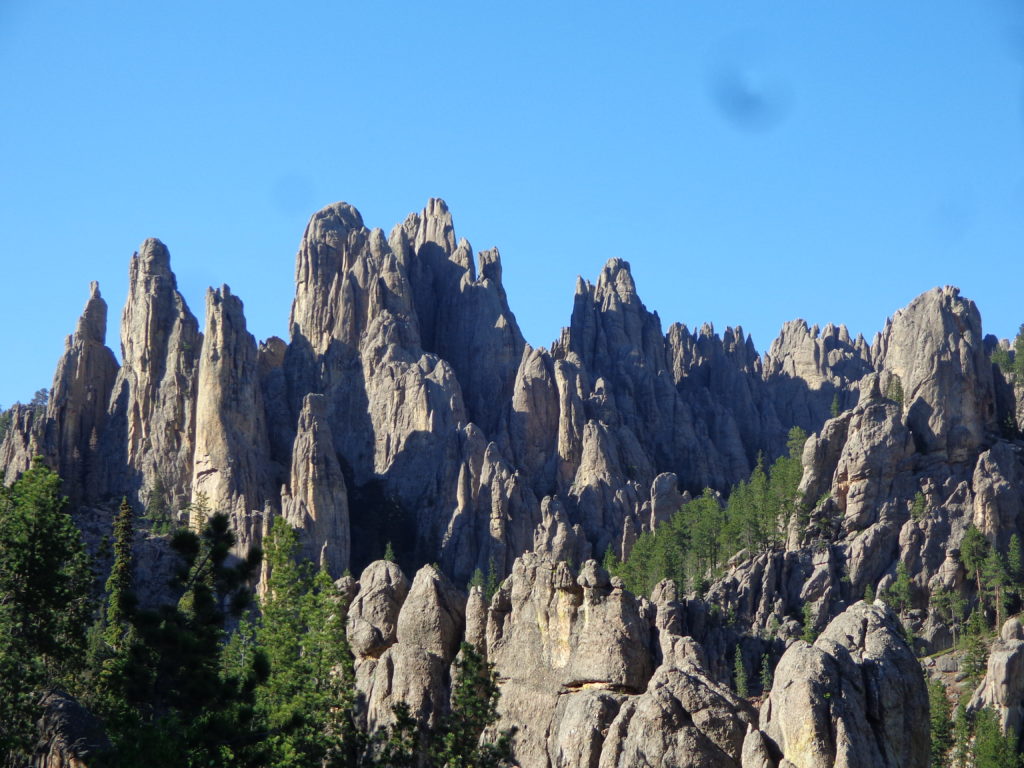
[
  {"left": 744, "top": 601, "right": 928, "bottom": 768},
  {"left": 5, "top": 197, "right": 1024, "bottom": 766},
  {"left": 100, "top": 238, "right": 202, "bottom": 512}
]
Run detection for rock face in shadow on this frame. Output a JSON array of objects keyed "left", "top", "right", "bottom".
[
  {"left": 745, "top": 601, "right": 928, "bottom": 768},
  {"left": 282, "top": 393, "right": 350, "bottom": 577},
  {"left": 31, "top": 689, "right": 111, "bottom": 768}
]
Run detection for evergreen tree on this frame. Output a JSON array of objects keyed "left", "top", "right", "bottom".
[
  {"left": 888, "top": 560, "right": 913, "bottom": 614},
  {"left": 801, "top": 601, "right": 819, "bottom": 643},
  {"left": 0, "top": 460, "right": 93, "bottom": 758},
  {"left": 759, "top": 652, "right": 773, "bottom": 695},
  {"left": 430, "top": 642, "right": 514, "bottom": 768},
  {"left": 962, "top": 526, "right": 989, "bottom": 599},
  {"left": 963, "top": 608, "right": 990, "bottom": 681},
  {"left": 927, "top": 678, "right": 952, "bottom": 768},
  {"left": 983, "top": 547, "right": 1011, "bottom": 629},
  {"left": 256, "top": 517, "right": 362, "bottom": 767},
  {"left": 973, "top": 706, "right": 1021, "bottom": 768},
  {"left": 951, "top": 701, "right": 971, "bottom": 768},
  {"left": 733, "top": 646, "right": 748, "bottom": 698}
]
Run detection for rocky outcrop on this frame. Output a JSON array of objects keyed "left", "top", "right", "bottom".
[
  {"left": 364, "top": 564, "right": 465, "bottom": 731},
  {"left": 763, "top": 320, "right": 872, "bottom": 434},
  {"left": 190, "top": 285, "right": 271, "bottom": 550},
  {"left": 31, "top": 689, "right": 110, "bottom": 768},
  {"left": 44, "top": 283, "right": 119, "bottom": 505},
  {"left": 969, "top": 618, "right": 1024, "bottom": 743},
  {"left": 746, "top": 601, "right": 928, "bottom": 768},
  {"left": 282, "top": 393, "right": 349, "bottom": 578},
  {"left": 100, "top": 238, "right": 202, "bottom": 512},
  {"left": 873, "top": 286, "right": 997, "bottom": 462}
]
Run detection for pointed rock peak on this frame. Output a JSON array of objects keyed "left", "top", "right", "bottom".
[
  {"left": 574, "top": 275, "right": 589, "bottom": 295},
  {"left": 75, "top": 281, "right": 108, "bottom": 345},
  {"left": 452, "top": 238, "right": 474, "bottom": 276},
  {"left": 595, "top": 258, "right": 638, "bottom": 301},
  {"left": 402, "top": 197, "right": 456, "bottom": 255},
  {"left": 478, "top": 247, "right": 502, "bottom": 283}
]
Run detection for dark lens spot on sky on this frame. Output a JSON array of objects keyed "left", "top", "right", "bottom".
[{"left": 707, "top": 39, "right": 793, "bottom": 134}]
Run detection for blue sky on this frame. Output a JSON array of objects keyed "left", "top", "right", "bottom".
[{"left": 1, "top": 1, "right": 1023, "bottom": 407}]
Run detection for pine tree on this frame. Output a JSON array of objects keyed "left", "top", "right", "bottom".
[
  {"left": 759, "top": 652, "right": 773, "bottom": 695},
  {"left": 430, "top": 642, "right": 514, "bottom": 768},
  {"left": 951, "top": 701, "right": 970, "bottom": 768},
  {"left": 962, "top": 526, "right": 989, "bottom": 599},
  {"left": 0, "top": 460, "right": 93, "bottom": 758},
  {"left": 973, "top": 706, "right": 1020, "bottom": 768},
  {"left": 927, "top": 678, "right": 952, "bottom": 768},
  {"left": 963, "top": 608, "right": 990, "bottom": 681},
  {"left": 733, "top": 646, "right": 748, "bottom": 698},
  {"left": 256, "top": 517, "right": 363, "bottom": 767},
  {"left": 105, "top": 498, "right": 136, "bottom": 648}
]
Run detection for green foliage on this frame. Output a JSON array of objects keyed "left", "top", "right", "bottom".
[
  {"left": 0, "top": 405, "right": 10, "bottom": 442},
  {"left": 963, "top": 608, "right": 990, "bottom": 682},
  {"left": 430, "top": 642, "right": 515, "bottom": 768},
  {"left": 384, "top": 540, "right": 396, "bottom": 563},
  {"left": 973, "top": 706, "right": 1022, "bottom": 768},
  {"left": 952, "top": 701, "right": 971, "bottom": 768},
  {"left": 962, "top": 526, "right": 989, "bottom": 588},
  {"left": 86, "top": 511, "right": 265, "bottom": 767},
  {"left": 470, "top": 558, "right": 501, "bottom": 603},
  {"left": 143, "top": 478, "right": 176, "bottom": 535},
  {"left": 930, "top": 586, "right": 967, "bottom": 646},
  {"left": 927, "top": 678, "right": 953, "bottom": 768},
  {"left": 864, "top": 583, "right": 876, "bottom": 603},
  {"left": 256, "top": 517, "right": 362, "bottom": 768},
  {"left": 910, "top": 492, "right": 926, "bottom": 523},
  {"left": 885, "top": 374, "right": 904, "bottom": 406},
  {"left": 28, "top": 387, "right": 49, "bottom": 413},
  {"left": 885, "top": 560, "right": 913, "bottom": 614},
  {"left": 0, "top": 460, "right": 93, "bottom": 758},
  {"left": 733, "top": 646, "right": 748, "bottom": 698},
  {"left": 759, "top": 652, "right": 773, "bottom": 695},
  {"left": 830, "top": 393, "right": 840, "bottom": 418},
  {"left": 607, "top": 429, "right": 806, "bottom": 598},
  {"left": 801, "top": 601, "right": 819, "bottom": 643},
  {"left": 984, "top": 546, "right": 1011, "bottom": 628}
]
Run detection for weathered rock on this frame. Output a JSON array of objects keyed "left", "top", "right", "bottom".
[
  {"left": 485, "top": 554, "right": 653, "bottom": 766},
  {"left": 751, "top": 601, "right": 928, "bottom": 768},
  {"left": 365, "top": 565, "right": 465, "bottom": 730},
  {"left": 190, "top": 285, "right": 271, "bottom": 552},
  {"left": 873, "top": 286, "right": 997, "bottom": 461},
  {"left": 282, "top": 393, "right": 349, "bottom": 578},
  {"left": 44, "top": 283, "right": 119, "bottom": 505},
  {"left": 31, "top": 689, "right": 110, "bottom": 768},
  {"left": 969, "top": 618, "right": 1024, "bottom": 742},
  {"left": 347, "top": 560, "right": 410, "bottom": 661},
  {"left": 100, "top": 238, "right": 202, "bottom": 511}
]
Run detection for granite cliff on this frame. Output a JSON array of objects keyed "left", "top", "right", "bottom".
[{"left": 4, "top": 198, "right": 1022, "bottom": 767}]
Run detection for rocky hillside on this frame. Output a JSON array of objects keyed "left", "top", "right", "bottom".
[{"left": 3, "top": 198, "right": 1023, "bottom": 767}]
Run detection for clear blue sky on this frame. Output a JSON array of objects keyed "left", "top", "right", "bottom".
[{"left": 2, "top": 1, "right": 1023, "bottom": 407}]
